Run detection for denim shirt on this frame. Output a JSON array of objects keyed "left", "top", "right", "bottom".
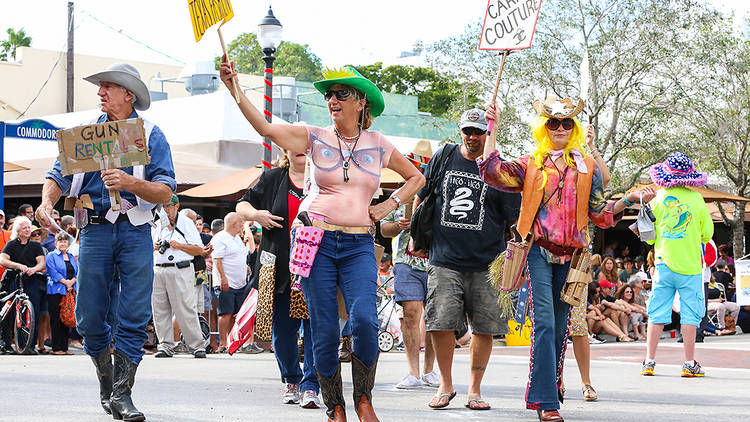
[
  {"left": 46, "top": 249, "right": 79, "bottom": 295},
  {"left": 45, "top": 111, "right": 177, "bottom": 214}
]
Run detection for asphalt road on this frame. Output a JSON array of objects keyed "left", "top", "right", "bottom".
[{"left": 2, "top": 334, "right": 749, "bottom": 422}]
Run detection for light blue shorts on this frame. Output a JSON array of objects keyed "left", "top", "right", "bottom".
[{"left": 647, "top": 264, "right": 705, "bottom": 326}]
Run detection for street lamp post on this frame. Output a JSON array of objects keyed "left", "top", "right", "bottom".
[{"left": 258, "top": 5, "right": 283, "bottom": 171}]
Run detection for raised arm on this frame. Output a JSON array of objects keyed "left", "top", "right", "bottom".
[{"left": 220, "top": 56, "right": 308, "bottom": 153}]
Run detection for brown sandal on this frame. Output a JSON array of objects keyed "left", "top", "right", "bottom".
[{"left": 582, "top": 384, "right": 598, "bottom": 401}]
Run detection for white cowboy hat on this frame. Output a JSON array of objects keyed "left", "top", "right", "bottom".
[{"left": 84, "top": 63, "right": 151, "bottom": 111}]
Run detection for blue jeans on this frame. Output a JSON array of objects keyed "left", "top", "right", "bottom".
[
  {"left": 301, "top": 231, "right": 378, "bottom": 377},
  {"left": 76, "top": 221, "right": 154, "bottom": 364},
  {"left": 272, "top": 289, "right": 318, "bottom": 393},
  {"left": 525, "top": 245, "right": 571, "bottom": 411}
]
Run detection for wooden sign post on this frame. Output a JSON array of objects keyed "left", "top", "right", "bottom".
[
  {"left": 187, "top": 0, "right": 240, "bottom": 103},
  {"left": 55, "top": 118, "right": 150, "bottom": 211},
  {"left": 478, "top": 0, "right": 544, "bottom": 132}
]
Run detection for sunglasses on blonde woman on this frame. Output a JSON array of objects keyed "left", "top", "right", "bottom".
[{"left": 545, "top": 118, "right": 575, "bottom": 131}]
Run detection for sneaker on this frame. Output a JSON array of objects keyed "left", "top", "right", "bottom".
[
  {"left": 154, "top": 349, "right": 173, "bottom": 358},
  {"left": 239, "top": 342, "right": 264, "bottom": 354},
  {"left": 300, "top": 390, "right": 321, "bottom": 409},
  {"left": 173, "top": 342, "right": 190, "bottom": 354},
  {"left": 588, "top": 334, "right": 603, "bottom": 344},
  {"left": 641, "top": 361, "right": 655, "bottom": 376},
  {"left": 338, "top": 336, "right": 352, "bottom": 363},
  {"left": 593, "top": 334, "right": 607, "bottom": 343},
  {"left": 283, "top": 383, "right": 301, "bottom": 404},
  {"left": 681, "top": 361, "right": 705, "bottom": 377},
  {"left": 193, "top": 350, "right": 207, "bottom": 359},
  {"left": 421, "top": 370, "right": 440, "bottom": 388},
  {"left": 395, "top": 374, "right": 423, "bottom": 389}
]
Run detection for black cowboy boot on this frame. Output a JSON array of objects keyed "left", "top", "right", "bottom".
[
  {"left": 351, "top": 353, "right": 379, "bottom": 422},
  {"left": 90, "top": 349, "right": 113, "bottom": 415},
  {"left": 315, "top": 365, "right": 346, "bottom": 421},
  {"left": 110, "top": 349, "right": 145, "bottom": 421}
]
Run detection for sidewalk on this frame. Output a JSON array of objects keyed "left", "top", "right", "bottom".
[{"left": 2, "top": 334, "right": 748, "bottom": 421}]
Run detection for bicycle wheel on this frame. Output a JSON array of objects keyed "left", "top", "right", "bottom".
[{"left": 13, "top": 299, "right": 35, "bottom": 355}]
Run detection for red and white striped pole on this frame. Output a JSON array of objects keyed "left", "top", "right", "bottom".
[{"left": 261, "top": 48, "right": 276, "bottom": 170}]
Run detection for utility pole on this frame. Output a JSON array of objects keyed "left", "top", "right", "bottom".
[{"left": 66, "top": 1, "right": 74, "bottom": 112}]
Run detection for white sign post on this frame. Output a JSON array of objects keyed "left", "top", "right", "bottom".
[
  {"left": 479, "top": 0, "right": 543, "bottom": 51},
  {"left": 734, "top": 259, "right": 750, "bottom": 306},
  {"left": 478, "top": 0, "right": 544, "bottom": 132}
]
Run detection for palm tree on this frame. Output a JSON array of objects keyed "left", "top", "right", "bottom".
[{"left": 1, "top": 28, "right": 32, "bottom": 61}]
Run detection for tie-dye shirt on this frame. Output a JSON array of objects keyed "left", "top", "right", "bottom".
[{"left": 477, "top": 151, "right": 621, "bottom": 251}]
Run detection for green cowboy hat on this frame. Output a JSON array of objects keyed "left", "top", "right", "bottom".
[{"left": 313, "top": 66, "right": 385, "bottom": 117}]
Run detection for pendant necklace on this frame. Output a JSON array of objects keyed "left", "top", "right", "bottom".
[{"left": 335, "top": 127, "right": 362, "bottom": 183}]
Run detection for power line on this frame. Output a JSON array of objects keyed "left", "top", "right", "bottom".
[
  {"left": 78, "top": 9, "right": 185, "bottom": 65},
  {"left": 16, "top": 15, "right": 78, "bottom": 118}
]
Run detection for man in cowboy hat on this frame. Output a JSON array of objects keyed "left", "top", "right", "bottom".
[
  {"left": 37, "top": 62, "right": 175, "bottom": 421},
  {"left": 640, "top": 152, "right": 713, "bottom": 378},
  {"left": 380, "top": 140, "right": 440, "bottom": 390}
]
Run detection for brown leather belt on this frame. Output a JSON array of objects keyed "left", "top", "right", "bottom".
[
  {"left": 311, "top": 220, "right": 371, "bottom": 234},
  {"left": 535, "top": 238, "right": 578, "bottom": 257}
]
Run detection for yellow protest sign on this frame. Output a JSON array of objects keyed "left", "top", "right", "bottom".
[{"left": 188, "top": 0, "right": 234, "bottom": 42}]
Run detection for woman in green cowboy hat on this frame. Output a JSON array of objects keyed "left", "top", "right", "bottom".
[{"left": 220, "top": 57, "right": 424, "bottom": 422}]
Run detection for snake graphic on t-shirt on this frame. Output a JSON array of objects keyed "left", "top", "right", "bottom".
[{"left": 449, "top": 187, "right": 474, "bottom": 220}]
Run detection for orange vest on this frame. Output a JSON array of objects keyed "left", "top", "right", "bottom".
[{"left": 516, "top": 156, "right": 596, "bottom": 239}]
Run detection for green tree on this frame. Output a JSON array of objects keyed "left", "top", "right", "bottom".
[
  {"left": 428, "top": 0, "right": 714, "bottom": 185},
  {"left": 667, "top": 13, "right": 750, "bottom": 258},
  {"left": 0, "top": 27, "right": 32, "bottom": 61},
  {"left": 356, "top": 62, "right": 480, "bottom": 118},
  {"left": 215, "top": 33, "right": 322, "bottom": 81}
]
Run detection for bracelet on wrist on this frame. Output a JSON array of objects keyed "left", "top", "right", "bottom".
[
  {"left": 622, "top": 195, "right": 635, "bottom": 207},
  {"left": 390, "top": 194, "right": 402, "bottom": 207}
]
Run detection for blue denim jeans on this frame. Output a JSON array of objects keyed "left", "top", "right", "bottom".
[
  {"left": 272, "top": 289, "right": 318, "bottom": 393},
  {"left": 76, "top": 221, "right": 154, "bottom": 364},
  {"left": 525, "top": 245, "right": 571, "bottom": 411},
  {"left": 301, "top": 231, "right": 378, "bottom": 377}
]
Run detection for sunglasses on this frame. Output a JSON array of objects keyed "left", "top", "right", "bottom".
[
  {"left": 324, "top": 89, "right": 355, "bottom": 102},
  {"left": 545, "top": 118, "right": 575, "bottom": 131},
  {"left": 461, "top": 127, "right": 486, "bottom": 136}
]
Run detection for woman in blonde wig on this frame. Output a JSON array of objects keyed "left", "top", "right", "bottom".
[{"left": 479, "top": 97, "right": 654, "bottom": 422}]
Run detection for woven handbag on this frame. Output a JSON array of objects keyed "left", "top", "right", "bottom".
[
  {"left": 561, "top": 249, "right": 592, "bottom": 307},
  {"left": 60, "top": 289, "right": 77, "bottom": 328},
  {"left": 489, "top": 227, "right": 533, "bottom": 317}
]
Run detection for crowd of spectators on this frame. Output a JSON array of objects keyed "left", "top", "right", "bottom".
[{"left": 582, "top": 243, "right": 749, "bottom": 344}]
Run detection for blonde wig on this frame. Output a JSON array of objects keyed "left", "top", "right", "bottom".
[{"left": 529, "top": 116, "right": 588, "bottom": 189}]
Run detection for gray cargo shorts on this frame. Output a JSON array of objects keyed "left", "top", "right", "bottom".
[{"left": 425, "top": 265, "right": 508, "bottom": 335}]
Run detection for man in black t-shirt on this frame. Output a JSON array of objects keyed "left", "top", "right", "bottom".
[
  {"left": 411, "top": 108, "right": 520, "bottom": 409},
  {"left": 713, "top": 259, "right": 734, "bottom": 290}
]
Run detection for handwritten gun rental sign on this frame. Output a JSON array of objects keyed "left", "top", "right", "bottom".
[
  {"left": 479, "top": 0, "right": 543, "bottom": 132},
  {"left": 55, "top": 118, "right": 150, "bottom": 211}
]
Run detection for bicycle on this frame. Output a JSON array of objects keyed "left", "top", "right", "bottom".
[{"left": 0, "top": 270, "right": 39, "bottom": 355}]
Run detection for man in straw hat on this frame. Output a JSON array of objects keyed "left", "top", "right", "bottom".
[
  {"left": 640, "top": 152, "right": 713, "bottom": 378},
  {"left": 380, "top": 140, "right": 440, "bottom": 390},
  {"left": 412, "top": 109, "right": 520, "bottom": 411},
  {"left": 37, "top": 62, "right": 176, "bottom": 421}
]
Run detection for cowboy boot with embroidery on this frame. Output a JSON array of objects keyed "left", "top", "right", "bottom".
[
  {"left": 315, "top": 365, "right": 346, "bottom": 421},
  {"left": 90, "top": 349, "right": 113, "bottom": 415},
  {"left": 110, "top": 349, "right": 145, "bottom": 421},
  {"left": 351, "top": 353, "right": 379, "bottom": 422}
]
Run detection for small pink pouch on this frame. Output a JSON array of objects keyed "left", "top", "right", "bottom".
[{"left": 289, "top": 226, "right": 325, "bottom": 278}]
